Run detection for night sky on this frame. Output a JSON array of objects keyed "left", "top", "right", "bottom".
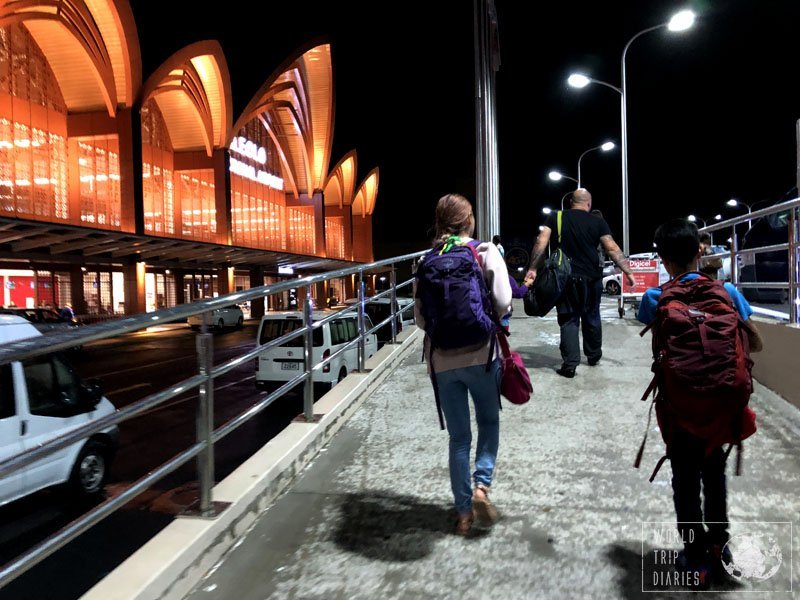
[{"left": 130, "top": 0, "right": 800, "bottom": 259}]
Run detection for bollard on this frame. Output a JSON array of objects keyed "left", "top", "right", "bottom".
[
  {"left": 302, "top": 285, "right": 314, "bottom": 421},
  {"left": 357, "top": 271, "right": 366, "bottom": 372},
  {"left": 195, "top": 310, "right": 215, "bottom": 517},
  {"left": 390, "top": 266, "right": 397, "bottom": 344}
]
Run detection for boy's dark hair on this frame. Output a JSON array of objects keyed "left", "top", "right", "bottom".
[
  {"left": 492, "top": 234, "right": 502, "bottom": 245},
  {"left": 654, "top": 219, "right": 701, "bottom": 266},
  {"left": 699, "top": 232, "right": 712, "bottom": 245}
]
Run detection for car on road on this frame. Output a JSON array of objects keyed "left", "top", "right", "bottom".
[
  {"left": 255, "top": 311, "right": 378, "bottom": 391},
  {"left": 343, "top": 297, "right": 406, "bottom": 344},
  {"left": 0, "top": 307, "right": 79, "bottom": 335},
  {"left": 0, "top": 315, "right": 119, "bottom": 507},
  {"left": 602, "top": 273, "right": 622, "bottom": 295},
  {"left": 187, "top": 304, "right": 244, "bottom": 331}
]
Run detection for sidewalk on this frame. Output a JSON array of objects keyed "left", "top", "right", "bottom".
[{"left": 186, "top": 299, "right": 799, "bottom": 599}]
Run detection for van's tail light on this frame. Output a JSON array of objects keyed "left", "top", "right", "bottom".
[{"left": 322, "top": 348, "right": 331, "bottom": 373}]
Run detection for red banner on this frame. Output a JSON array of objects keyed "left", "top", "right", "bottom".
[{"left": 623, "top": 259, "right": 661, "bottom": 294}]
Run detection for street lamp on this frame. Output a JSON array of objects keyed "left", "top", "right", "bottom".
[
  {"left": 688, "top": 214, "right": 722, "bottom": 229},
  {"left": 726, "top": 198, "right": 753, "bottom": 230},
  {"left": 548, "top": 170, "right": 578, "bottom": 184},
  {"left": 542, "top": 207, "right": 553, "bottom": 215},
  {"left": 577, "top": 141, "right": 616, "bottom": 187},
  {"left": 568, "top": 8, "right": 696, "bottom": 256}
]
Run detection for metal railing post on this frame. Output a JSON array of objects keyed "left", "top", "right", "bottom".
[
  {"left": 790, "top": 207, "right": 799, "bottom": 325},
  {"left": 302, "top": 286, "right": 314, "bottom": 421},
  {"left": 730, "top": 231, "right": 739, "bottom": 287},
  {"left": 195, "top": 311, "right": 215, "bottom": 517},
  {"left": 357, "top": 270, "right": 366, "bottom": 372},
  {"left": 389, "top": 266, "right": 397, "bottom": 344}
]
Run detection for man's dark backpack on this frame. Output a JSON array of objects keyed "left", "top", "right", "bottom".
[
  {"left": 415, "top": 240, "right": 497, "bottom": 428},
  {"left": 524, "top": 210, "right": 571, "bottom": 317},
  {"left": 635, "top": 274, "right": 756, "bottom": 480}
]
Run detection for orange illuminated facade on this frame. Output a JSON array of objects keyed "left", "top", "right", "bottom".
[{"left": 0, "top": 2, "right": 378, "bottom": 318}]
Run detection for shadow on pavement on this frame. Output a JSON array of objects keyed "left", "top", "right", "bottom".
[{"left": 333, "top": 491, "right": 488, "bottom": 562}]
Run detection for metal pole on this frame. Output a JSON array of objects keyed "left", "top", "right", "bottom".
[
  {"left": 357, "top": 271, "right": 366, "bottom": 372},
  {"left": 789, "top": 207, "right": 798, "bottom": 325},
  {"left": 195, "top": 316, "right": 214, "bottom": 517},
  {"left": 302, "top": 286, "right": 314, "bottom": 421},
  {"left": 620, "top": 60, "right": 629, "bottom": 257},
  {"left": 730, "top": 232, "right": 739, "bottom": 287},
  {"left": 473, "top": 0, "right": 487, "bottom": 239},
  {"left": 389, "top": 266, "right": 397, "bottom": 344}
]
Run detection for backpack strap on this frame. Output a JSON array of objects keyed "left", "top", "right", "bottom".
[
  {"left": 557, "top": 210, "right": 564, "bottom": 244},
  {"left": 427, "top": 345, "right": 446, "bottom": 431}
]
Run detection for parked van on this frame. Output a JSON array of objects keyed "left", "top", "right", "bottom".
[
  {"left": 255, "top": 311, "right": 378, "bottom": 391},
  {"left": 0, "top": 316, "right": 119, "bottom": 507}
]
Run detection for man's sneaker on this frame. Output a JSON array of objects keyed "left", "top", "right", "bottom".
[
  {"left": 588, "top": 357, "right": 600, "bottom": 366},
  {"left": 675, "top": 549, "right": 711, "bottom": 590},
  {"left": 556, "top": 366, "right": 576, "bottom": 378}
]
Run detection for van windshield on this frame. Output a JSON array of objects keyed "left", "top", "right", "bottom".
[{"left": 259, "top": 319, "right": 323, "bottom": 347}]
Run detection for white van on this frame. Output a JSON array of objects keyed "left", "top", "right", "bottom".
[
  {"left": 0, "top": 316, "right": 119, "bottom": 507},
  {"left": 255, "top": 311, "right": 378, "bottom": 391}
]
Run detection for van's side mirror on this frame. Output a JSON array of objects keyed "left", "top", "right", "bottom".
[{"left": 80, "top": 378, "right": 104, "bottom": 408}]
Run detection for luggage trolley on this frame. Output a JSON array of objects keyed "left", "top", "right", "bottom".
[{"left": 617, "top": 259, "right": 665, "bottom": 318}]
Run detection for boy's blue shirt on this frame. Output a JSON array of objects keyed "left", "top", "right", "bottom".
[{"left": 636, "top": 273, "right": 753, "bottom": 325}]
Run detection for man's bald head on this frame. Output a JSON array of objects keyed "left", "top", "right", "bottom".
[{"left": 571, "top": 188, "right": 592, "bottom": 210}]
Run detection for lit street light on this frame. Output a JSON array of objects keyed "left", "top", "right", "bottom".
[
  {"left": 568, "top": 8, "right": 696, "bottom": 256},
  {"left": 577, "top": 141, "right": 616, "bottom": 187},
  {"left": 542, "top": 207, "right": 553, "bottom": 215},
  {"left": 548, "top": 170, "right": 578, "bottom": 184},
  {"left": 726, "top": 198, "right": 753, "bottom": 230},
  {"left": 687, "top": 214, "right": 722, "bottom": 229}
]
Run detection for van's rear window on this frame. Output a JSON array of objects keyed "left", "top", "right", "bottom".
[{"left": 259, "top": 320, "right": 323, "bottom": 347}]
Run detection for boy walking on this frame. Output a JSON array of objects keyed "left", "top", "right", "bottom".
[{"left": 637, "top": 219, "right": 763, "bottom": 583}]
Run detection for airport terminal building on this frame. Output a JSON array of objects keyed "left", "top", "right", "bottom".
[{"left": 0, "top": 0, "right": 378, "bottom": 319}]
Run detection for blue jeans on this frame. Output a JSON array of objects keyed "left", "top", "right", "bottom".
[{"left": 435, "top": 360, "right": 501, "bottom": 514}]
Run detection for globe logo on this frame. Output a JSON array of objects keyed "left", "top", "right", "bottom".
[{"left": 723, "top": 533, "right": 783, "bottom": 581}]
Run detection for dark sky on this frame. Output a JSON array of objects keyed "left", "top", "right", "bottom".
[{"left": 130, "top": 0, "right": 800, "bottom": 258}]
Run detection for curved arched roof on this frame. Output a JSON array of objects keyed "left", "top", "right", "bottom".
[
  {"left": 141, "top": 41, "right": 232, "bottom": 156},
  {"left": 323, "top": 150, "right": 357, "bottom": 208},
  {"left": 231, "top": 42, "right": 333, "bottom": 198},
  {"left": 0, "top": 0, "right": 141, "bottom": 115},
  {"left": 352, "top": 168, "right": 379, "bottom": 217}
]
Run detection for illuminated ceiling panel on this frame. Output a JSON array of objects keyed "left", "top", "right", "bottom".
[
  {"left": 83, "top": 0, "right": 141, "bottom": 106},
  {"left": 24, "top": 20, "right": 110, "bottom": 112},
  {"left": 352, "top": 169, "right": 379, "bottom": 217},
  {"left": 324, "top": 151, "right": 357, "bottom": 207},
  {"left": 154, "top": 91, "right": 208, "bottom": 152},
  {"left": 141, "top": 42, "right": 232, "bottom": 155},
  {"left": 191, "top": 54, "right": 228, "bottom": 148},
  {"left": 232, "top": 43, "right": 333, "bottom": 198}
]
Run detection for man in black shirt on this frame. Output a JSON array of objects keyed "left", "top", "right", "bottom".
[{"left": 525, "top": 189, "right": 634, "bottom": 377}]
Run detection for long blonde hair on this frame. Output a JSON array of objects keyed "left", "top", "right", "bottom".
[{"left": 433, "top": 193, "right": 475, "bottom": 246}]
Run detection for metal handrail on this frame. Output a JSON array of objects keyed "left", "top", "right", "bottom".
[
  {"left": 0, "top": 250, "right": 426, "bottom": 366},
  {"left": 698, "top": 196, "right": 799, "bottom": 324},
  {"left": 0, "top": 249, "right": 426, "bottom": 588}
]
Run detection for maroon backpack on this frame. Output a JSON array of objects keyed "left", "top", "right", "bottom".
[{"left": 635, "top": 273, "right": 756, "bottom": 480}]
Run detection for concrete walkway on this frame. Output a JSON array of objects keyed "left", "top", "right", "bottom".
[{"left": 185, "top": 300, "right": 799, "bottom": 599}]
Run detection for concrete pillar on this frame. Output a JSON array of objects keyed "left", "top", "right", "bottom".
[
  {"left": 218, "top": 266, "right": 234, "bottom": 295},
  {"left": 213, "top": 149, "right": 232, "bottom": 245},
  {"left": 249, "top": 266, "right": 265, "bottom": 319},
  {"left": 117, "top": 107, "right": 143, "bottom": 234},
  {"left": 69, "top": 266, "right": 86, "bottom": 315},
  {"left": 174, "top": 269, "right": 185, "bottom": 306},
  {"left": 123, "top": 262, "right": 146, "bottom": 315}
]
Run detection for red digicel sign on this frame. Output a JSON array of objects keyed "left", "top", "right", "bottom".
[{"left": 623, "top": 259, "right": 660, "bottom": 294}]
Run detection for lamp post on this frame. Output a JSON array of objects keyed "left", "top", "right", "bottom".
[
  {"left": 689, "top": 213, "right": 722, "bottom": 242},
  {"left": 577, "top": 141, "right": 616, "bottom": 187},
  {"left": 726, "top": 198, "right": 754, "bottom": 230},
  {"left": 548, "top": 170, "right": 578, "bottom": 184},
  {"left": 568, "top": 9, "right": 695, "bottom": 257}
]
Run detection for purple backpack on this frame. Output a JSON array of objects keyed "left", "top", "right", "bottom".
[
  {"left": 416, "top": 240, "right": 498, "bottom": 429},
  {"left": 415, "top": 240, "right": 495, "bottom": 350}
]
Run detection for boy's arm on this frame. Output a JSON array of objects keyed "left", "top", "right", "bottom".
[{"left": 742, "top": 318, "right": 764, "bottom": 353}]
